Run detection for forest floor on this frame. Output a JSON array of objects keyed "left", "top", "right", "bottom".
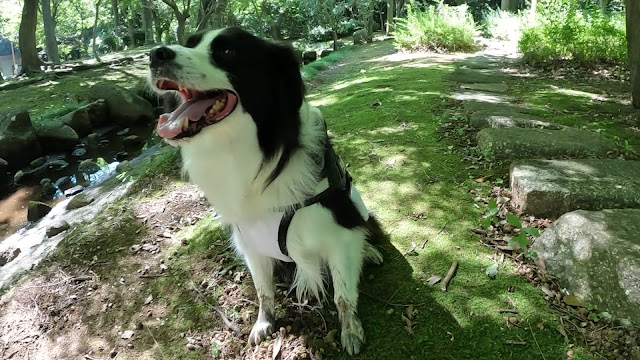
[{"left": 1, "top": 38, "right": 637, "bottom": 360}]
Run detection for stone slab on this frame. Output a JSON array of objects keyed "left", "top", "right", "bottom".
[
  {"left": 463, "top": 101, "right": 540, "bottom": 115},
  {"left": 477, "top": 127, "right": 617, "bottom": 160},
  {"left": 449, "top": 67, "right": 507, "bottom": 84},
  {"left": 452, "top": 91, "right": 508, "bottom": 104},
  {"left": 460, "top": 83, "right": 508, "bottom": 93},
  {"left": 533, "top": 209, "right": 640, "bottom": 323},
  {"left": 470, "top": 111, "right": 561, "bottom": 130},
  {"left": 510, "top": 159, "right": 640, "bottom": 218}
]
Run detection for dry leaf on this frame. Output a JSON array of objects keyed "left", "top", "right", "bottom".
[
  {"left": 272, "top": 334, "right": 283, "bottom": 360},
  {"left": 563, "top": 295, "right": 586, "bottom": 307},
  {"left": 404, "top": 241, "right": 418, "bottom": 256},
  {"left": 540, "top": 285, "right": 554, "bottom": 298},
  {"left": 426, "top": 275, "right": 442, "bottom": 286},
  {"left": 475, "top": 177, "right": 487, "bottom": 183},
  {"left": 557, "top": 324, "right": 569, "bottom": 342}
]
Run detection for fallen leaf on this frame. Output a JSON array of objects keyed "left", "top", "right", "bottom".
[
  {"left": 426, "top": 275, "right": 442, "bottom": 286},
  {"left": 475, "top": 177, "right": 487, "bottom": 183},
  {"left": 563, "top": 295, "right": 586, "bottom": 307},
  {"left": 486, "top": 263, "right": 499, "bottom": 279},
  {"left": 121, "top": 330, "right": 134, "bottom": 339},
  {"left": 144, "top": 294, "right": 153, "bottom": 305},
  {"left": 557, "top": 324, "right": 569, "bottom": 342},
  {"left": 540, "top": 285, "right": 554, "bottom": 298},
  {"left": 324, "top": 329, "right": 337, "bottom": 343},
  {"left": 272, "top": 334, "right": 283, "bottom": 360}
]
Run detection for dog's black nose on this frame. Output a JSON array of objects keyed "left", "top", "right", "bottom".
[{"left": 149, "top": 46, "right": 176, "bottom": 68}]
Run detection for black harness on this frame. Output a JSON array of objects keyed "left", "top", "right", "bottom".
[{"left": 276, "top": 127, "right": 352, "bottom": 258}]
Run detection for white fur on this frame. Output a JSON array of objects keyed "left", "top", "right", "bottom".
[{"left": 148, "top": 28, "right": 382, "bottom": 355}]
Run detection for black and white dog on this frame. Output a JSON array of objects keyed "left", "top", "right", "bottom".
[{"left": 147, "top": 27, "right": 382, "bottom": 355}]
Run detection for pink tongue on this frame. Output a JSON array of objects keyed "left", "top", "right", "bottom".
[{"left": 157, "top": 98, "right": 217, "bottom": 139}]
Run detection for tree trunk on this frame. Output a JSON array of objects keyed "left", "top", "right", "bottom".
[
  {"left": 197, "top": 0, "right": 214, "bottom": 30},
  {"left": 599, "top": 0, "right": 608, "bottom": 14},
  {"left": 153, "top": 10, "right": 164, "bottom": 43},
  {"left": 626, "top": 0, "right": 640, "bottom": 109},
  {"left": 142, "top": 0, "right": 154, "bottom": 44},
  {"left": 19, "top": 0, "right": 41, "bottom": 75},
  {"left": 127, "top": 16, "right": 136, "bottom": 47},
  {"left": 112, "top": 0, "right": 120, "bottom": 27},
  {"left": 529, "top": 0, "right": 537, "bottom": 22},
  {"left": 176, "top": 15, "right": 187, "bottom": 45},
  {"left": 332, "top": 30, "right": 338, "bottom": 51},
  {"left": 501, "top": 0, "right": 510, "bottom": 11},
  {"left": 93, "top": 0, "right": 103, "bottom": 62},
  {"left": 386, "top": 0, "right": 393, "bottom": 35},
  {"left": 41, "top": 0, "right": 61, "bottom": 63},
  {"left": 211, "top": 0, "right": 227, "bottom": 28}
]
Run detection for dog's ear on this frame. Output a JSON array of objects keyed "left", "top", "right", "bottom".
[
  {"left": 259, "top": 42, "right": 306, "bottom": 188},
  {"left": 269, "top": 42, "right": 306, "bottom": 113}
]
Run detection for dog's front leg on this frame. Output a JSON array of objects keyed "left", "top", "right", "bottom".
[{"left": 244, "top": 251, "right": 276, "bottom": 346}]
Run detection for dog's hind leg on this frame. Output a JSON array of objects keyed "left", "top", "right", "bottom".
[
  {"left": 327, "top": 228, "right": 367, "bottom": 355},
  {"left": 244, "top": 251, "right": 276, "bottom": 346}
]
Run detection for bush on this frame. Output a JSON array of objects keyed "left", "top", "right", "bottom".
[
  {"left": 301, "top": 49, "right": 346, "bottom": 79},
  {"left": 481, "top": 8, "right": 526, "bottom": 42},
  {"left": 518, "top": 0, "right": 627, "bottom": 65},
  {"left": 394, "top": 2, "right": 478, "bottom": 52}
]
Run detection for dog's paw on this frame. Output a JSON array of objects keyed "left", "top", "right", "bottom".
[
  {"left": 341, "top": 320, "right": 365, "bottom": 355},
  {"left": 249, "top": 319, "right": 274, "bottom": 346}
]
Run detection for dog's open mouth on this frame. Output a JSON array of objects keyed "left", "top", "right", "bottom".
[{"left": 155, "top": 79, "right": 238, "bottom": 139}]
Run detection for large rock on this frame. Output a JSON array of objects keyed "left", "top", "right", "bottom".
[
  {"left": 477, "top": 127, "right": 617, "bottom": 160},
  {"left": 470, "top": 111, "right": 561, "bottom": 130},
  {"left": 0, "top": 109, "right": 42, "bottom": 169},
  {"left": 35, "top": 122, "right": 79, "bottom": 151},
  {"left": 353, "top": 29, "right": 368, "bottom": 45},
  {"left": 533, "top": 209, "right": 640, "bottom": 323},
  {"left": 27, "top": 201, "right": 52, "bottom": 222},
  {"left": 510, "top": 159, "right": 640, "bottom": 218},
  {"left": 58, "top": 107, "right": 92, "bottom": 137},
  {"left": 88, "top": 84, "right": 154, "bottom": 125},
  {"left": 302, "top": 51, "right": 317, "bottom": 64},
  {"left": 81, "top": 99, "right": 109, "bottom": 127},
  {"left": 0, "top": 248, "right": 21, "bottom": 267}
]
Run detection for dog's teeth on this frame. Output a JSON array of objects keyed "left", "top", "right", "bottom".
[
  {"left": 158, "top": 79, "right": 165, "bottom": 88},
  {"left": 183, "top": 117, "right": 189, "bottom": 130},
  {"left": 211, "top": 100, "right": 223, "bottom": 111},
  {"left": 178, "top": 84, "right": 184, "bottom": 91}
]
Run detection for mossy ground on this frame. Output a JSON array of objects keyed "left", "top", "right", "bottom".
[{"left": 0, "top": 40, "right": 609, "bottom": 359}]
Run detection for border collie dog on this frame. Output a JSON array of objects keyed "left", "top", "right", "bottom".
[{"left": 147, "top": 27, "right": 382, "bottom": 355}]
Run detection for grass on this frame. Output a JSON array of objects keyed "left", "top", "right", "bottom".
[
  {"left": 305, "top": 41, "right": 593, "bottom": 359},
  {"left": 394, "top": 2, "right": 478, "bottom": 52}
]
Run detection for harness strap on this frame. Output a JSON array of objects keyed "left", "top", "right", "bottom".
[{"left": 277, "top": 128, "right": 350, "bottom": 258}]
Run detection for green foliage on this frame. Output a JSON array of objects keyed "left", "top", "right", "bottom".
[
  {"left": 481, "top": 198, "right": 540, "bottom": 253},
  {"left": 518, "top": 0, "right": 627, "bottom": 65},
  {"left": 481, "top": 7, "right": 526, "bottom": 42},
  {"left": 394, "top": 2, "right": 478, "bottom": 53}
]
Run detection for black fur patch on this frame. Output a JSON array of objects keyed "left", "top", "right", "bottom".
[
  {"left": 319, "top": 191, "right": 367, "bottom": 229},
  {"left": 184, "top": 31, "right": 205, "bottom": 48},
  {"left": 208, "top": 27, "right": 306, "bottom": 188}
]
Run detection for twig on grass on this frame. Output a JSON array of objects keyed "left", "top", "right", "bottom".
[
  {"left": 441, "top": 260, "right": 458, "bottom": 292},
  {"left": 528, "top": 319, "right": 546, "bottom": 360}
]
